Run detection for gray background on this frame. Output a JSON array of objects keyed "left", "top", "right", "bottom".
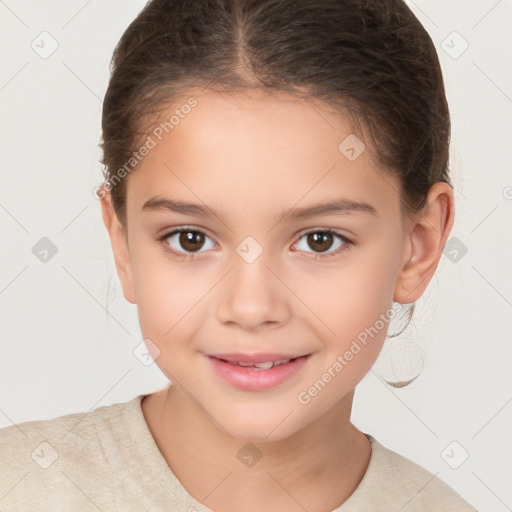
[{"left": 1, "top": 1, "right": 511, "bottom": 510}]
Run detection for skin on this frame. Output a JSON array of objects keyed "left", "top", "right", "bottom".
[{"left": 100, "top": 89, "right": 455, "bottom": 512}]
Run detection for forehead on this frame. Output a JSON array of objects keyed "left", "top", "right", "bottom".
[{"left": 126, "top": 89, "right": 401, "bottom": 221}]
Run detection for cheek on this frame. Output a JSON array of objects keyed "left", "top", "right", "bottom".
[
  {"left": 134, "top": 269, "right": 209, "bottom": 379},
  {"left": 295, "top": 252, "right": 399, "bottom": 378},
  {"left": 293, "top": 277, "right": 394, "bottom": 410},
  {"left": 295, "top": 252, "right": 397, "bottom": 336},
  {"left": 129, "top": 244, "right": 207, "bottom": 342}
]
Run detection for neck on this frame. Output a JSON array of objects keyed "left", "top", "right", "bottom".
[{"left": 142, "top": 385, "right": 371, "bottom": 512}]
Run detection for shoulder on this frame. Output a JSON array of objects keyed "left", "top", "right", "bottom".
[
  {"left": 376, "top": 438, "right": 476, "bottom": 510},
  {"left": 0, "top": 398, "right": 131, "bottom": 465},
  {"left": 338, "top": 435, "right": 478, "bottom": 512},
  {"left": 0, "top": 397, "right": 141, "bottom": 510}
]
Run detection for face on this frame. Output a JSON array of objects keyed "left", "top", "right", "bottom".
[{"left": 107, "top": 90, "right": 415, "bottom": 441}]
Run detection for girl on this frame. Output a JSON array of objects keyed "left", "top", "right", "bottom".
[{"left": 1, "top": 0, "right": 479, "bottom": 510}]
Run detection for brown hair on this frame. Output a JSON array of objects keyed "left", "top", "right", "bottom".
[{"left": 100, "top": 0, "right": 451, "bottom": 226}]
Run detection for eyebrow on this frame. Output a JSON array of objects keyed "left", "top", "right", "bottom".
[{"left": 142, "top": 196, "right": 378, "bottom": 221}]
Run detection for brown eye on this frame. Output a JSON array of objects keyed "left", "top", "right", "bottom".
[
  {"left": 306, "top": 232, "right": 334, "bottom": 253},
  {"left": 294, "top": 229, "right": 351, "bottom": 257},
  {"left": 179, "top": 231, "right": 205, "bottom": 252},
  {"left": 161, "top": 228, "right": 216, "bottom": 255}
]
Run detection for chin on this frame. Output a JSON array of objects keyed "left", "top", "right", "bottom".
[
  {"left": 230, "top": 423, "right": 297, "bottom": 444},
  {"left": 218, "top": 405, "right": 302, "bottom": 443}
]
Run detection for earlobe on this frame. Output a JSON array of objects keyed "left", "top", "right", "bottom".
[
  {"left": 394, "top": 182, "right": 455, "bottom": 304},
  {"left": 99, "top": 188, "right": 137, "bottom": 305}
]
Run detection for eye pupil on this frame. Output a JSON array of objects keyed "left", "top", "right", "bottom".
[
  {"left": 308, "top": 232, "right": 333, "bottom": 253},
  {"left": 180, "top": 231, "right": 204, "bottom": 251}
]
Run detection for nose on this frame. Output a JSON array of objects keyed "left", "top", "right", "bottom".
[{"left": 216, "top": 250, "right": 290, "bottom": 331}]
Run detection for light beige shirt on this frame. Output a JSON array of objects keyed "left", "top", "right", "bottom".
[{"left": 0, "top": 394, "right": 477, "bottom": 511}]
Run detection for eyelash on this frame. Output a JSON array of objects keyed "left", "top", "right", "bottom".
[{"left": 157, "top": 227, "right": 353, "bottom": 262}]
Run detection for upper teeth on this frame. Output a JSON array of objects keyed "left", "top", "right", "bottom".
[{"left": 231, "top": 359, "right": 292, "bottom": 369}]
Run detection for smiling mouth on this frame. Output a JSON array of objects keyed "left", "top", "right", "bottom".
[
  {"left": 215, "top": 357, "right": 302, "bottom": 370},
  {"left": 206, "top": 353, "right": 311, "bottom": 391},
  {"left": 208, "top": 351, "right": 310, "bottom": 369}
]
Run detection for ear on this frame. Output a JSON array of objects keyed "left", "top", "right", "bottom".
[
  {"left": 99, "top": 187, "right": 137, "bottom": 304},
  {"left": 394, "top": 182, "right": 455, "bottom": 303}
]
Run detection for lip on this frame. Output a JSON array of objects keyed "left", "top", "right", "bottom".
[
  {"left": 206, "top": 353, "right": 311, "bottom": 391},
  {"left": 208, "top": 352, "right": 307, "bottom": 364}
]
